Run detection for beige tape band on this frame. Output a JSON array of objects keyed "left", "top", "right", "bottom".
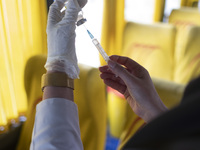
[{"left": 41, "top": 72, "right": 74, "bottom": 91}]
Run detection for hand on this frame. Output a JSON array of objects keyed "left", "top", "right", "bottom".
[
  {"left": 45, "top": 0, "right": 87, "bottom": 79},
  {"left": 99, "top": 55, "right": 168, "bottom": 122}
]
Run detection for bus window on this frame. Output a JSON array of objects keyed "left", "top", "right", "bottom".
[
  {"left": 75, "top": 0, "right": 103, "bottom": 68},
  {"left": 125, "top": 0, "right": 155, "bottom": 23},
  {"left": 164, "top": 0, "right": 181, "bottom": 22}
]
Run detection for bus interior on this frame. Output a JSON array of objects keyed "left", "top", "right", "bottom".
[{"left": 0, "top": 0, "right": 200, "bottom": 149}]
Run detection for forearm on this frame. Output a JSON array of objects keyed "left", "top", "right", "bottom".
[
  {"left": 30, "top": 73, "right": 83, "bottom": 149},
  {"left": 30, "top": 72, "right": 84, "bottom": 150},
  {"left": 30, "top": 98, "right": 83, "bottom": 150}
]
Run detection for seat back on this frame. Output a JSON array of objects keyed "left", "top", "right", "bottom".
[
  {"left": 17, "top": 55, "right": 107, "bottom": 150},
  {"left": 174, "top": 26, "right": 200, "bottom": 84},
  {"left": 169, "top": 7, "right": 200, "bottom": 83},
  {"left": 169, "top": 7, "right": 200, "bottom": 27},
  {"left": 122, "top": 22, "right": 176, "bottom": 81},
  {"left": 107, "top": 87, "right": 127, "bottom": 138},
  {"left": 169, "top": 8, "right": 200, "bottom": 62},
  {"left": 16, "top": 55, "right": 46, "bottom": 150},
  {"left": 74, "top": 64, "right": 107, "bottom": 150}
]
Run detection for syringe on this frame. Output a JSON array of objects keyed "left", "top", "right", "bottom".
[
  {"left": 86, "top": 29, "right": 110, "bottom": 63},
  {"left": 60, "top": 3, "right": 109, "bottom": 63}
]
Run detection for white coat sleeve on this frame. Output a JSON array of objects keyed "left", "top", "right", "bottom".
[{"left": 30, "top": 98, "right": 83, "bottom": 150}]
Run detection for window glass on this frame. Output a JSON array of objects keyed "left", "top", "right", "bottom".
[
  {"left": 199, "top": 1, "right": 200, "bottom": 8},
  {"left": 75, "top": 0, "right": 103, "bottom": 67},
  {"left": 163, "top": 0, "right": 181, "bottom": 22},
  {"left": 125, "top": 0, "right": 155, "bottom": 23}
]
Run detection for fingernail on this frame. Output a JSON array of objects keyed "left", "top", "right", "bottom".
[{"left": 108, "top": 60, "right": 116, "bottom": 69}]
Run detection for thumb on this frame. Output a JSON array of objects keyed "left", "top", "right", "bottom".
[{"left": 108, "top": 60, "right": 133, "bottom": 83}]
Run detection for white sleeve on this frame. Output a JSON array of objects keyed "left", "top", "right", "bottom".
[{"left": 30, "top": 98, "right": 83, "bottom": 150}]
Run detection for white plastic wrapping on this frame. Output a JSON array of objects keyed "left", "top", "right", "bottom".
[{"left": 45, "top": 0, "right": 86, "bottom": 79}]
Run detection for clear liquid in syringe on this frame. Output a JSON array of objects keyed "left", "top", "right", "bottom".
[{"left": 84, "top": 26, "right": 110, "bottom": 63}]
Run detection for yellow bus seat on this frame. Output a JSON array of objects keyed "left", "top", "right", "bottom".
[
  {"left": 17, "top": 55, "right": 107, "bottom": 150},
  {"left": 152, "top": 78, "right": 185, "bottom": 108},
  {"left": 169, "top": 7, "right": 200, "bottom": 72},
  {"left": 169, "top": 7, "right": 200, "bottom": 28},
  {"left": 107, "top": 21, "right": 177, "bottom": 139},
  {"left": 107, "top": 87, "right": 127, "bottom": 138},
  {"left": 74, "top": 64, "right": 106, "bottom": 150},
  {"left": 122, "top": 22, "right": 176, "bottom": 80},
  {"left": 16, "top": 55, "right": 46, "bottom": 150},
  {"left": 174, "top": 26, "right": 200, "bottom": 84}
]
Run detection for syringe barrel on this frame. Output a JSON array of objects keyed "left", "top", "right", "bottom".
[{"left": 92, "top": 39, "right": 110, "bottom": 63}]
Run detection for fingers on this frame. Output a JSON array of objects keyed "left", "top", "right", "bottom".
[
  {"left": 48, "top": 0, "right": 81, "bottom": 29},
  {"left": 99, "top": 65, "right": 112, "bottom": 73},
  {"left": 99, "top": 72, "right": 126, "bottom": 94},
  {"left": 103, "top": 79, "right": 127, "bottom": 95},
  {"left": 70, "top": 0, "right": 81, "bottom": 11},
  {"left": 99, "top": 61, "right": 133, "bottom": 85},
  {"left": 110, "top": 55, "right": 140, "bottom": 71},
  {"left": 99, "top": 65, "right": 126, "bottom": 94},
  {"left": 58, "top": 0, "right": 81, "bottom": 27},
  {"left": 77, "top": 0, "right": 88, "bottom": 8},
  {"left": 107, "top": 60, "right": 133, "bottom": 83},
  {"left": 109, "top": 55, "right": 148, "bottom": 78},
  {"left": 100, "top": 72, "right": 125, "bottom": 86},
  {"left": 47, "top": 1, "right": 66, "bottom": 28},
  {"left": 56, "top": 0, "right": 68, "bottom": 4}
]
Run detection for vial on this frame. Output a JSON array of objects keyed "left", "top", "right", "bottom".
[{"left": 76, "top": 11, "right": 87, "bottom": 26}]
